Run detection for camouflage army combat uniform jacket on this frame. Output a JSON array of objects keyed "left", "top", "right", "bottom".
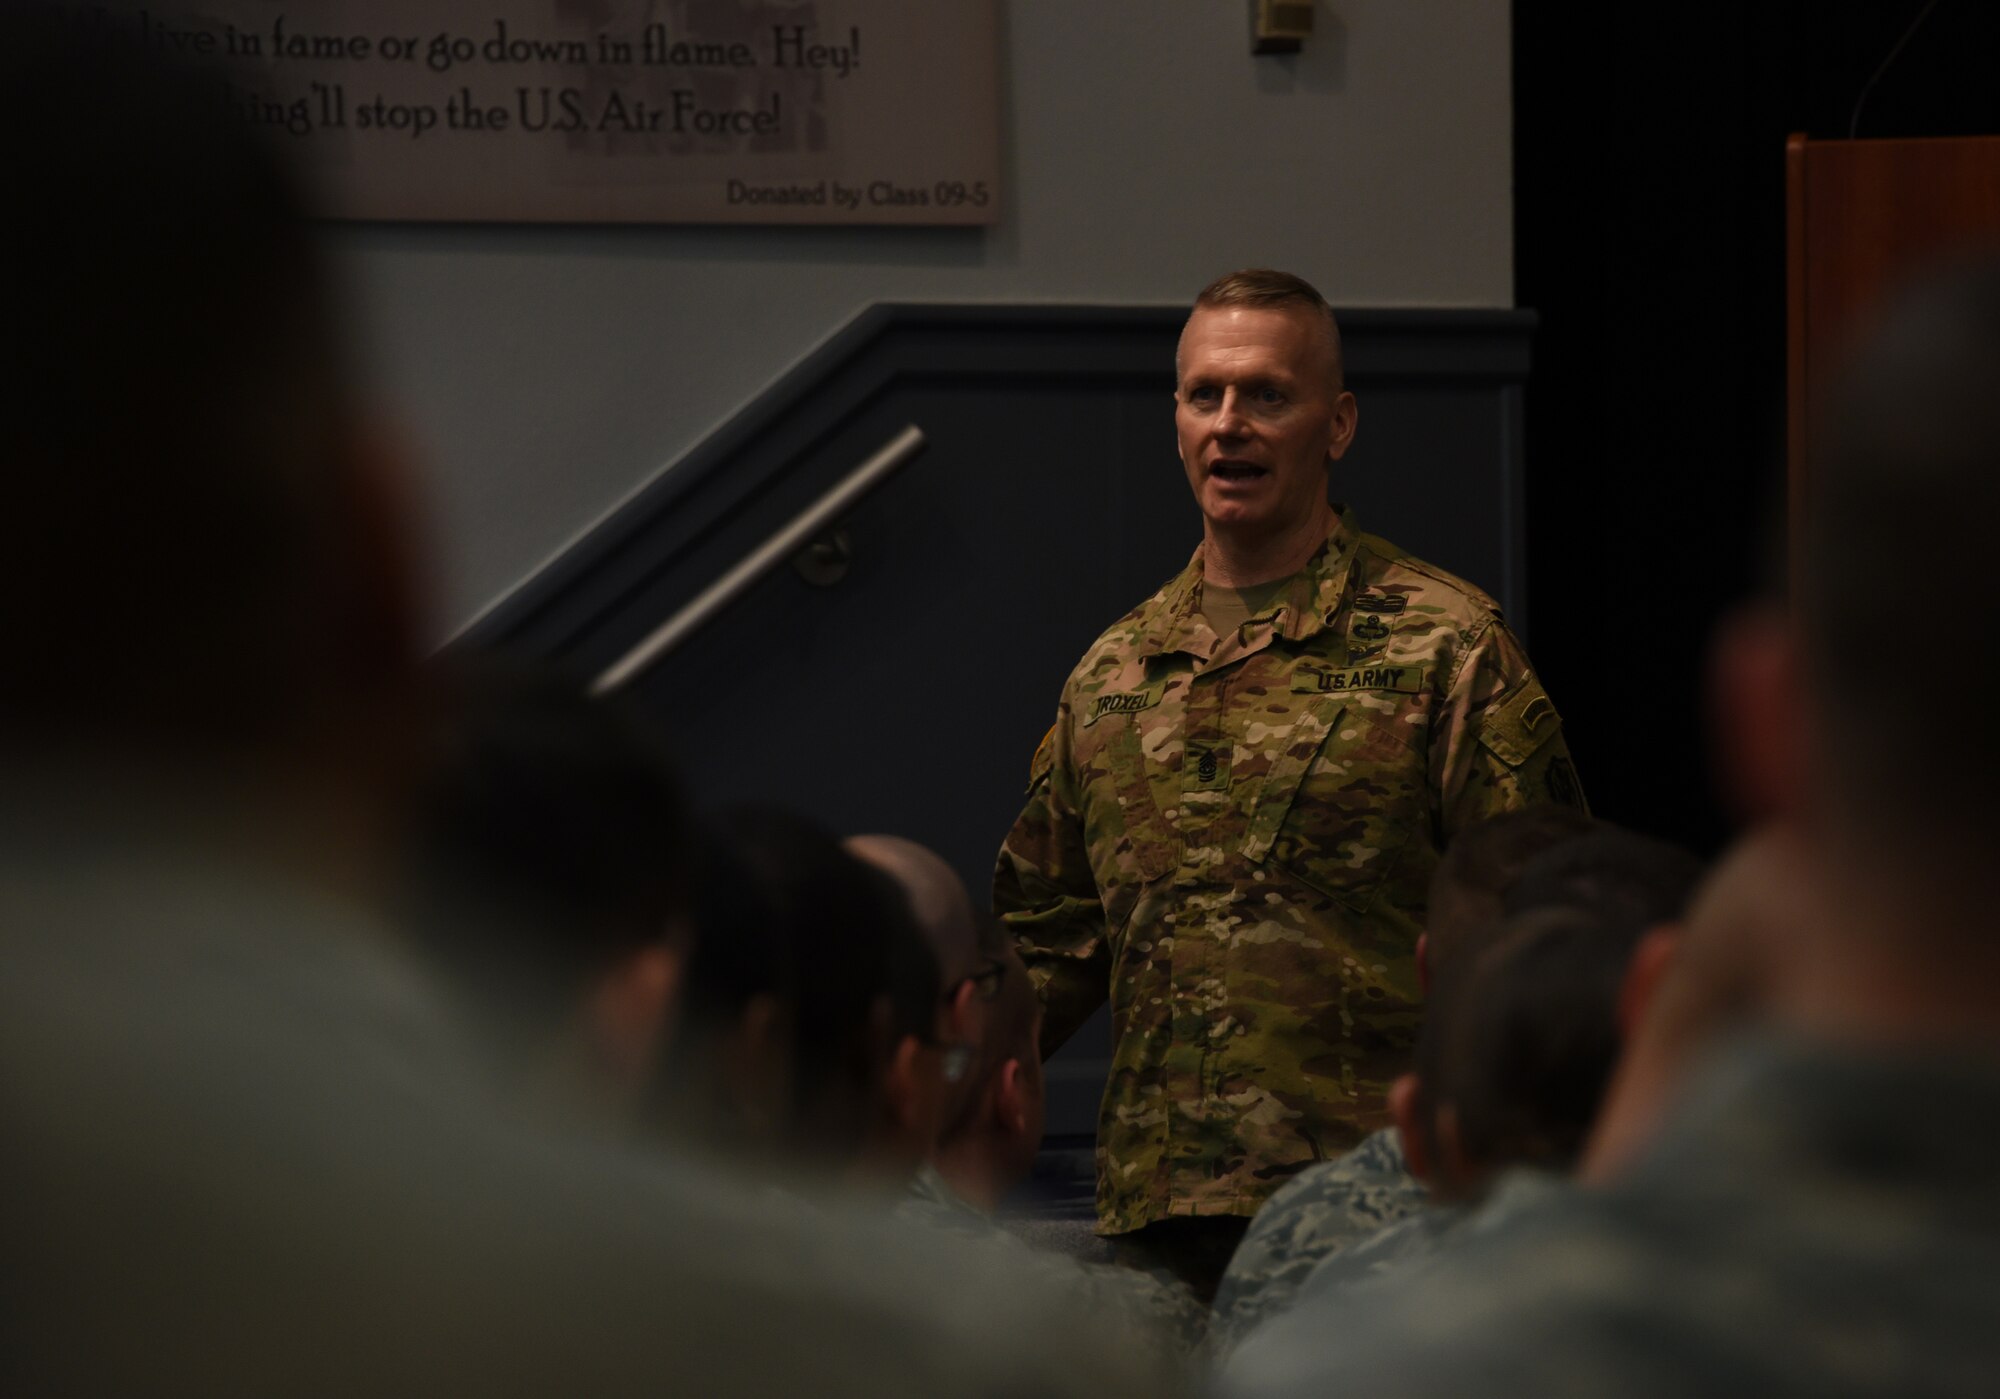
[{"left": 994, "top": 508, "right": 1582, "bottom": 1235}]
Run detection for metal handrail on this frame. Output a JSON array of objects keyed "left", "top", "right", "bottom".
[{"left": 589, "top": 423, "right": 927, "bottom": 696}]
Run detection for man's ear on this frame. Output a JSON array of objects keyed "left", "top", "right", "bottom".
[
  {"left": 1388, "top": 1072, "right": 1431, "bottom": 1183},
  {"left": 993, "top": 1057, "right": 1028, "bottom": 1136},
  {"left": 725, "top": 992, "right": 792, "bottom": 1132},
  {"left": 1416, "top": 932, "right": 1432, "bottom": 997},
  {"left": 883, "top": 1034, "right": 924, "bottom": 1129},
  {"left": 944, "top": 976, "right": 981, "bottom": 1050},
  {"left": 589, "top": 944, "right": 683, "bottom": 1087},
  {"left": 1431, "top": 1103, "right": 1476, "bottom": 1199},
  {"left": 1709, "top": 602, "right": 1808, "bottom": 822},
  {"left": 1618, "top": 925, "right": 1682, "bottom": 1041},
  {"left": 1326, "top": 390, "right": 1359, "bottom": 463}
]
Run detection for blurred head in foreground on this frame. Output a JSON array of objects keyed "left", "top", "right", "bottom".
[
  {"left": 1581, "top": 260, "right": 2000, "bottom": 1176},
  {"left": 401, "top": 665, "right": 690, "bottom": 1121},
  {"left": 1423, "top": 806, "right": 1596, "bottom": 988},
  {"left": 1396, "top": 823, "right": 1702, "bottom": 1199},
  {"left": 1577, "top": 826, "right": 1818, "bottom": 1181},
  {"left": 1713, "top": 257, "right": 2000, "bottom": 1037},
  {"left": 656, "top": 822, "right": 798, "bottom": 1158},
  {"left": 927, "top": 921, "right": 1045, "bottom": 1210},
  {"left": 0, "top": 17, "right": 1194, "bottom": 1399},
  {"left": 2, "top": 7, "right": 419, "bottom": 820},
  {"left": 845, "top": 836, "right": 991, "bottom": 1155},
  {"left": 695, "top": 809, "right": 943, "bottom": 1183}
]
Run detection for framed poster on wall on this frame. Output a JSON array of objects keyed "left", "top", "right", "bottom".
[{"left": 95, "top": 0, "right": 1000, "bottom": 224}]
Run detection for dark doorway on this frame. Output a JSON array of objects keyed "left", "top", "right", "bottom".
[{"left": 1513, "top": 0, "right": 2000, "bottom": 855}]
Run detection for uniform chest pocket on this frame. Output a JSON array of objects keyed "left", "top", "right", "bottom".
[
  {"left": 1072, "top": 702, "right": 1176, "bottom": 885},
  {"left": 1244, "top": 700, "right": 1427, "bottom": 912}
]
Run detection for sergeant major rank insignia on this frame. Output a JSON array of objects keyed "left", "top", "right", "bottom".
[{"left": 1184, "top": 742, "right": 1231, "bottom": 792}]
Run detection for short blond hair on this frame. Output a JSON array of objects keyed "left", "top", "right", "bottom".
[{"left": 1190, "top": 268, "right": 1344, "bottom": 389}]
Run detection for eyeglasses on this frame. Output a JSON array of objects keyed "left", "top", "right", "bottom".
[{"left": 930, "top": 958, "right": 1006, "bottom": 1084}]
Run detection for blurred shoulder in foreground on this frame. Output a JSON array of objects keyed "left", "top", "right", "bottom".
[
  {"left": 1225, "top": 259, "right": 2000, "bottom": 1397},
  {"left": 0, "top": 10, "right": 1182, "bottom": 1395}
]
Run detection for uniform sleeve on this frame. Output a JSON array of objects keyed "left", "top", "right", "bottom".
[
  {"left": 1209, "top": 1135, "right": 1430, "bottom": 1357},
  {"left": 1430, "top": 617, "right": 1586, "bottom": 839},
  {"left": 992, "top": 697, "right": 1110, "bottom": 1058},
  {"left": 1210, "top": 1168, "right": 1329, "bottom": 1353}
]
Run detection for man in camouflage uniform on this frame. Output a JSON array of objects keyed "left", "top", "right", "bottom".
[{"left": 994, "top": 269, "right": 1582, "bottom": 1292}]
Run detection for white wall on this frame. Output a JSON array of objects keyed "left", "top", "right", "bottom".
[{"left": 329, "top": 0, "right": 1513, "bottom": 635}]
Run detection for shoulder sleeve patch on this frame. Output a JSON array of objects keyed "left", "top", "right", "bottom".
[
  {"left": 1027, "top": 723, "right": 1058, "bottom": 792},
  {"left": 1476, "top": 680, "right": 1564, "bottom": 768}
]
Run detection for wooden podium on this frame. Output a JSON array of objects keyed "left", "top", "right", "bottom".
[{"left": 1786, "top": 134, "right": 2000, "bottom": 507}]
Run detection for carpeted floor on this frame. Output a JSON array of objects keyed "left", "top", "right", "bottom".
[{"left": 994, "top": 1137, "right": 1114, "bottom": 1262}]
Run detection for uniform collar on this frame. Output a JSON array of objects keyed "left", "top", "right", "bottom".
[{"left": 1139, "top": 505, "right": 1364, "bottom": 661}]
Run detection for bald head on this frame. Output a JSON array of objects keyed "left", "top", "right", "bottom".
[
  {"left": 931, "top": 938, "right": 1046, "bottom": 1206},
  {"left": 843, "top": 836, "right": 981, "bottom": 987}
]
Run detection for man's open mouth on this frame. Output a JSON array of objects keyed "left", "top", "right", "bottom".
[{"left": 1209, "top": 461, "right": 1269, "bottom": 482}]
